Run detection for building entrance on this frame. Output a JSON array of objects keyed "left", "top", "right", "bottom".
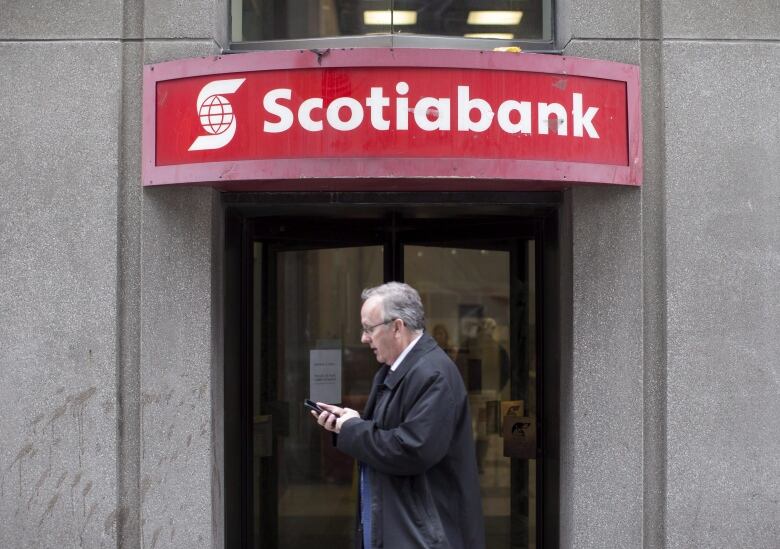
[{"left": 225, "top": 200, "right": 560, "bottom": 549}]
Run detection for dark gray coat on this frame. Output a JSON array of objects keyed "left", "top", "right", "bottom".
[{"left": 338, "top": 334, "right": 485, "bottom": 549}]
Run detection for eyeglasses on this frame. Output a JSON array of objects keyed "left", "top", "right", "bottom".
[{"left": 360, "top": 319, "right": 394, "bottom": 335}]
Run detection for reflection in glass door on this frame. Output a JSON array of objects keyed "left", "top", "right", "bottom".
[
  {"left": 405, "top": 242, "right": 536, "bottom": 549},
  {"left": 249, "top": 219, "right": 539, "bottom": 549},
  {"left": 254, "top": 244, "right": 384, "bottom": 548}
]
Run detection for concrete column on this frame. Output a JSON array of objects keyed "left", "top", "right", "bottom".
[
  {"left": 0, "top": 37, "right": 123, "bottom": 549},
  {"left": 136, "top": 2, "right": 228, "bottom": 548},
  {"left": 559, "top": 36, "right": 646, "bottom": 548},
  {"left": 662, "top": 40, "right": 780, "bottom": 548},
  {"left": 0, "top": 0, "right": 229, "bottom": 547}
]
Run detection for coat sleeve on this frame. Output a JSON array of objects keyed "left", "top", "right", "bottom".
[{"left": 336, "top": 371, "right": 457, "bottom": 476}]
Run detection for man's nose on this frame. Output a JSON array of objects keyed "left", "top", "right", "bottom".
[{"left": 361, "top": 332, "right": 370, "bottom": 344}]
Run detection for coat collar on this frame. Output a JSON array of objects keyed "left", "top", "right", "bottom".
[
  {"left": 362, "top": 333, "right": 437, "bottom": 419},
  {"left": 381, "top": 332, "right": 436, "bottom": 390}
]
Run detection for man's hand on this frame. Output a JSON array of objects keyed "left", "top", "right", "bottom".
[{"left": 311, "top": 402, "right": 360, "bottom": 433}]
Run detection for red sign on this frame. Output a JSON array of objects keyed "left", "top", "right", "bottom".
[{"left": 143, "top": 49, "right": 642, "bottom": 190}]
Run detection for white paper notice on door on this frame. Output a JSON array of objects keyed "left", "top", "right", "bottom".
[{"left": 309, "top": 349, "right": 342, "bottom": 404}]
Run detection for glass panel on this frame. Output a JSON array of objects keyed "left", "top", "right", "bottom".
[
  {"left": 233, "top": 0, "right": 551, "bottom": 42},
  {"left": 400, "top": 0, "right": 549, "bottom": 41},
  {"left": 253, "top": 245, "right": 384, "bottom": 548},
  {"left": 404, "top": 242, "right": 536, "bottom": 549},
  {"left": 234, "top": 0, "right": 391, "bottom": 42}
]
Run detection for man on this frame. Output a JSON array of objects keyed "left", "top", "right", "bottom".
[{"left": 311, "top": 282, "right": 485, "bottom": 549}]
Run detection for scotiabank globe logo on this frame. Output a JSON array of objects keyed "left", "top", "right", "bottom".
[
  {"left": 189, "top": 78, "right": 246, "bottom": 151},
  {"left": 200, "top": 95, "right": 233, "bottom": 134}
]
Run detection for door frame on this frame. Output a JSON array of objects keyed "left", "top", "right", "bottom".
[{"left": 223, "top": 192, "right": 563, "bottom": 548}]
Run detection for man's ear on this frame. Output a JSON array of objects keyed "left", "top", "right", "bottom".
[{"left": 393, "top": 318, "right": 404, "bottom": 334}]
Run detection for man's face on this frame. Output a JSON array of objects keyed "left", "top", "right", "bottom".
[{"left": 360, "top": 297, "right": 401, "bottom": 365}]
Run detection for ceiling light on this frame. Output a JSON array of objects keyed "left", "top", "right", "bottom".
[
  {"left": 364, "top": 10, "right": 417, "bottom": 26},
  {"left": 464, "top": 33, "right": 515, "bottom": 39},
  {"left": 467, "top": 11, "right": 523, "bottom": 26}
]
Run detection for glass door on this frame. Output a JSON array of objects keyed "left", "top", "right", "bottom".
[
  {"left": 246, "top": 216, "right": 539, "bottom": 549},
  {"left": 399, "top": 220, "right": 537, "bottom": 549},
  {"left": 250, "top": 219, "right": 387, "bottom": 549}
]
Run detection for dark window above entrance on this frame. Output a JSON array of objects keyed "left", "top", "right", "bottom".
[{"left": 231, "top": 0, "right": 554, "bottom": 48}]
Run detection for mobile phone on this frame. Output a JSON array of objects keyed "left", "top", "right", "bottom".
[{"left": 304, "top": 399, "right": 324, "bottom": 414}]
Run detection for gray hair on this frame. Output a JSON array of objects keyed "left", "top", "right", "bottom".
[{"left": 361, "top": 282, "right": 425, "bottom": 332}]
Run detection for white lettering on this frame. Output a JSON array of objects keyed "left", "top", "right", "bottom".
[
  {"left": 497, "top": 100, "right": 532, "bottom": 134},
  {"left": 457, "top": 86, "right": 494, "bottom": 132},
  {"left": 572, "top": 93, "right": 599, "bottom": 138},
  {"left": 396, "top": 82, "right": 409, "bottom": 130},
  {"left": 326, "top": 97, "right": 364, "bottom": 131},
  {"left": 414, "top": 97, "right": 451, "bottom": 131},
  {"left": 263, "top": 88, "right": 294, "bottom": 133},
  {"left": 365, "top": 87, "right": 390, "bottom": 131},
  {"left": 538, "top": 102, "right": 567, "bottom": 135},
  {"left": 298, "top": 97, "right": 323, "bottom": 132},
  {"left": 257, "top": 83, "right": 600, "bottom": 139}
]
